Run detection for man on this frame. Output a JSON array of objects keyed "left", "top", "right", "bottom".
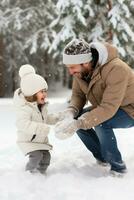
[{"left": 55, "top": 38, "right": 134, "bottom": 176}]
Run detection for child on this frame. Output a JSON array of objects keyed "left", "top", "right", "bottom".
[{"left": 14, "top": 64, "right": 58, "bottom": 174}]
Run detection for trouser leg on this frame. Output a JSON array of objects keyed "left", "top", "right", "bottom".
[
  {"left": 94, "top": 125, "right": 126, "bottom": 171},
  {"left": 77, "top": 108, "right": 134, "bottom": 172},
  {"left": 37, "top": 150, "right": 51, "bottom": 173},
  {"left": 94, "top": 109, "right": 134, "bottom": 172},
  {"left": 77, "top": 128, "right": 105, "bottom": 162},
  {"left": 77, "top": 107, "right": 105, "bottom": 162},
  {"left": 26, "top": 150, "right": 43, "bottom": 172}
]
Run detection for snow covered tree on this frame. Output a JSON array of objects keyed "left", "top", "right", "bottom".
[
  {"left": 108, "top": 0, "right": 134, "bottom": 64},
  {"left": 50, "top": 0, "right": 134, "bottom": 65},
  {"left": 0, "top": 35, "right": 5, "bottom": 97},
  {"left": 0, "top": 0, "right": 59, "bottom": 96}
]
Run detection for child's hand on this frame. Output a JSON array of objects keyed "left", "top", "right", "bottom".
[
  {"left": 54, "top": 118, "right": 81, "bottom": 140},
  {"left": 47, "top": 113, "right": 61, "bottom": 124},
  {"left": 57, "top": 108, "right": 75, "bottom": 122}
]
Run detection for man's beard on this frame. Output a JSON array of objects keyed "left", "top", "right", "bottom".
[
  {"left": 74, "top": 71, "right": 88, "bottom": 79},
  {"left": 73, "top": 65, "right": 93, "bottom": 81},
  {"left": 81, "top": 70, "right": 89, "bottom": 79},
  {"left": 81, "top": 68, "right": 93, "bottom": 82}
]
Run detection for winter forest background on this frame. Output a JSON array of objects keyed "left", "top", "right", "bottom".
[{"left": 0, "top": 0, "right": 134, "bottom": 97}]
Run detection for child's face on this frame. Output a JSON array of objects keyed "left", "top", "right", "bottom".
[{"left": 36, "top": 89, "right": 47, "bottom": 104}]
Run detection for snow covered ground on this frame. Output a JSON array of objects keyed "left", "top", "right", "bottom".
[{"left": 0, "top": 86, "right": 134, "bottom": 200}]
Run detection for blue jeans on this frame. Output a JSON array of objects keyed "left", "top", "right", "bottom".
[{"left": 77, "top": 108, "right": 134, "bottom": 172}]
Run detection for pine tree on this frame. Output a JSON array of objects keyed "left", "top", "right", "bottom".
[
  {"left": 0, "top": 0, "right": 58, "bottom": 95},
  {"left": 51, "top": 0, "right": 134, "bottom": 65},
  {"left": 108, "top": 0, "right": 134, "bottom": 65}
]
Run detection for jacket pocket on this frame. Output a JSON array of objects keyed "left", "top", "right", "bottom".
[{"left": 31, "top": 134, "right": 36, "bottom": 142}]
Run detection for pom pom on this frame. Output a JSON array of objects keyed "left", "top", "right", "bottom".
[{"left": 19, "top": 64, "right": 35, "bottom": 78}]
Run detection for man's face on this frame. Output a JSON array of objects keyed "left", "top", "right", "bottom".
[{"left": 66, "top": 62, "right": 92, "bottom": 79}]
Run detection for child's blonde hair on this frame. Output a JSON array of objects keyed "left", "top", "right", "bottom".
[{"left": 25, "top": 94, "right": 37, "bottom": 102}]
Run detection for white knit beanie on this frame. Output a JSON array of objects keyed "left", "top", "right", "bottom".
[
  {"left": 19, "top": 64, "right": 48, "bottom": 96},
  {"left": 63, "top": 39, "right": 92, "bottom": 65}
]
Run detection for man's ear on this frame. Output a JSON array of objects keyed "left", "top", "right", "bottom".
[{"left": 83, "top": 63, "right": 90, "bottom": 68}]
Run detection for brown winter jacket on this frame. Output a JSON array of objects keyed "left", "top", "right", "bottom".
[{"left": 69, "top": 42, "right": 134, "bottom": 129}]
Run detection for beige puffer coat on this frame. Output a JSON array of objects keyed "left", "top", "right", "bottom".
[
  {"left": 14, "top": 88, "right": 56, "bottom": 155},
  {"left": 69, "top": 42, "right": 134, "bottom": 129}
]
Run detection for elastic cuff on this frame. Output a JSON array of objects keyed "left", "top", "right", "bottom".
[{"left": 68, "top": 106, "right": 79, "bottom": 117}]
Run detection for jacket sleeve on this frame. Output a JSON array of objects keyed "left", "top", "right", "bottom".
[
  {"left": 69, "top": 77, "right": 87, "bottom": 114},
  {"left": 16, "top": 107, "right": 50, "bottom": 141},
  {"left": 80, "top": 64, "right": 129, "bottom": 129}
]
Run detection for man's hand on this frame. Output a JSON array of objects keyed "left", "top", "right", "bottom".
[
  {"left": 58, "top": 108, "right": 75, "bottom": 121},
  {"left": 55, "top": 118, "right": 84, "bottom": 140}
]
